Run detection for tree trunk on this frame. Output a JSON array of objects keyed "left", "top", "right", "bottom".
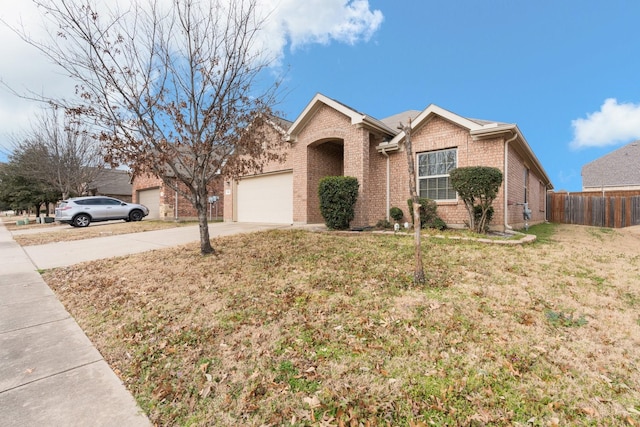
[
  {"left": 412, "top": 199, "right": 425, "bottom": 284},
  {"left": 400, "top": 119, "right": 426, "bottom": 285},
  {"left": 196, "top": 190, "right": 214, "bottom": 255}
]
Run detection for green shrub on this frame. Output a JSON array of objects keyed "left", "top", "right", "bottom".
[
  {"left": 389, "top": 207, "right": 404, "bottom": 222},
  {"left": 407, "top": 197, "right": 445, "bottom": 229},
  {"left": 376, "top": 219, "right": 392, "bottom": 229},
  {"left": 450, "top": 166, "right": 502, "bottom": 234},
  {"left": 428, "top": 216, "right": 447, "bottom": 231},
  {"left": 318, "top": 176, "right": 359, "bottom": 230}
]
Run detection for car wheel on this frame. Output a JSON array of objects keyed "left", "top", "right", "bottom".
[
  {"left": 73, "top": 214, "right": 91, "bottom": 227},
  {"left": 129, "top": 209, "right": 144, "bottom": 222}
]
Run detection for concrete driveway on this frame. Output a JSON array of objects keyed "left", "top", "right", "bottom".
[{"left": 23, "top": 222, "right": 289, "bottom": 270}]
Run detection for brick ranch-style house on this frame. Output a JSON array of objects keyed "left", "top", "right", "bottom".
[{"left": 223, "top": 93, "right": 553, "bottom": 231}]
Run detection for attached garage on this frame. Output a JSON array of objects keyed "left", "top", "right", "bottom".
[
  {"left": 137, "top": 187, "right": 160, "bottom": 219},
  {"left": 236, "top": 171, "right": 293, "bottom": 223}
]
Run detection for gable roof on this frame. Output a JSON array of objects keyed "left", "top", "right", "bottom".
[
  {"left": 285, "top": 93, "right": 552, "bottom": 188},
  {"left": 287, "top": 93, "right": 396, "bottom": 141},
  {"left": 387, "top": 104, "right": 552, "bottom": 188},
  {"left": 388, "top": 104, "right": 511, "bottom": 145},
  {"left": 582, "top": 140, "right": 640, "bottom": 188}
]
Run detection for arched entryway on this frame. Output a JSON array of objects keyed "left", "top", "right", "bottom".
[{"left": 306, "top": 139, "right": 344, "bottom": 223}]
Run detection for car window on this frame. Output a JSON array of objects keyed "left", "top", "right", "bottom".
[
  {"left": 103, "top": 198, "right": 123, "bottom": 206},
  {"left": 74, "top": 200, "right": 91, "bottom": 205}
]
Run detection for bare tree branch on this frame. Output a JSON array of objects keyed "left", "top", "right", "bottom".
[
  {"left": 10, "top": 0, "right": 285, "bottom": 254},
  {"left": 11, "top": 106, "right": 104, "bottom": 200}
]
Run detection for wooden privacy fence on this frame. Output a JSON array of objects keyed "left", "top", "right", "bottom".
[{"left": 547, "top": 191, "right": 640, "bottom": 228}]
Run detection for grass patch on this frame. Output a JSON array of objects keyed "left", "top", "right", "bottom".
[
  {"left": 545, "top": 310, "right": 588, "bottom": 328},
  {"left": 41, "top": 224, "right": 640, "bottom": 426},
  {"left": 523, "top": 222, "right": 557, "bottom": 243}
]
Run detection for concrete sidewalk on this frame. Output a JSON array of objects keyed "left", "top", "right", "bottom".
[{"left": 0, "top": 221, "right": 150, "bottom": 426}]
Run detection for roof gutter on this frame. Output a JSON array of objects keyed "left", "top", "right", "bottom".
[
  {"left": 361, "top": 115, "right": 398, "bottom": 136},
  {"left": 472, "top": 124, "right": 553, "bottom": 190}
]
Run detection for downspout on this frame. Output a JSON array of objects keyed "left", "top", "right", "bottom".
[
  {"left": 381, "top": 148, "right": 390, "bottom": 221},
  {"left": 503, "top": 132, "right": 519, "bottom": 230},
  {"left": 175, "top": 178, "right": 178, "bottom": 220}
]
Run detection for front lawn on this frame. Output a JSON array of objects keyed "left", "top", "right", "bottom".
[{"left": 42, "top": 224, "right": 640, "bottom": 426}]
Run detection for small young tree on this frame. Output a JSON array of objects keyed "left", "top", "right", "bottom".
[
  {"left": 407, "top": 197, "right": 436, "bottom": 227},
  {"left": 318, "top": 176, "right": 359, "bottom": 230},
  {"left": 449, "top": 166, "right": 503, "bottom": 233},
  {"left": 398, "top": 119, "right": 425, "bottom": 285}
]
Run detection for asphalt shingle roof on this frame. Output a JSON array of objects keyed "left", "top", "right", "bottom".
[
  {"left": 89, "top": 168, "right": 132, "bottom": 196},
  {"left": 582, "top": 141, "right": 640, "bottom": 188}
]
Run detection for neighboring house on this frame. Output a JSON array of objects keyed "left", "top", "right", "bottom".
[
  {"left": 87, "top": 168, "right": 133, "bottom": 202},
  {"left": 223, "top": 93, "right": 553, "bottom": 231},
  {"left": 581, "top": 141, "right": 640, "bottom": 191},
  {"left": 132, "top": 174, "right": 224, "bottom": 220}
]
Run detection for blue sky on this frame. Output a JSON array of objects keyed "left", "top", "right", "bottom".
[
  {"left": 275, "top": 0, "right": 640, "bottom": 192},
  {"left": 2, "top": 0, "right": 640, "bottom": 192}
]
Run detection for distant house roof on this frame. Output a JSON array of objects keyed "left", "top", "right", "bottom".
[
  {"left": 379, "top": 110, "right": 422, "bottom": 129},
  {"left": 582, "top": 141, "right": 640, "bottom": 190},
  {"left": 89, "top": 168, "right": 132, "bottom": 196}
]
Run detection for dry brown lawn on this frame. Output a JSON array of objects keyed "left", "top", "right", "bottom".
[{"left": 41, "top": 224, "right": 640, "bottom": 426}]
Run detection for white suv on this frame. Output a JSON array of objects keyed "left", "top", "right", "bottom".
[{"left": 55, "top": 196, "right": 149, "bottom": 227}]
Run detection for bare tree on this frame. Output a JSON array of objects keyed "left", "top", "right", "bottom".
[
  {"left": 11, "top": 0, "right": 284, "bottom": 254},
  {"left": 399, "top": 119, "right": 425, "bottom": 285},
  {"left": 12, "top": 106, "right": 103, "bottom": 200}
]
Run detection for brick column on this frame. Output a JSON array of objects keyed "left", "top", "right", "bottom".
[
  {"left": 344, "top": 127, "right": 370, "bottom": 227},
  {"left": 292, "top": 142, "right": 308, "bottom": 224}
]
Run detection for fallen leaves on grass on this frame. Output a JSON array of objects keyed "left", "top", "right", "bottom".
[{"left": 42, "top": 225, "right": 640, "bottom": 426}]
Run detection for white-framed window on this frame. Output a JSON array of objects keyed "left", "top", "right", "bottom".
[{"left": 417, "top": 148, "right": 457, "bottom": 201}]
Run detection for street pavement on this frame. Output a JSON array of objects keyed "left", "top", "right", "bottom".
[{"left": 0, "top": 220, "right": 288, "bottom": 426}]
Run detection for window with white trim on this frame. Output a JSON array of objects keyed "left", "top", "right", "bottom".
[{"left": 417, "top": 148, "right": 457, "bottom": 201}]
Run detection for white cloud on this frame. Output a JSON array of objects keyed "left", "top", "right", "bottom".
[
  {"left": 255, "top": 0, "right": 383, "bottom": 65},
  {"left": 0, "top": 1, "right": 383, "bottom": 158},
  {"left": 570, "top": 98, "right": 640, "bottom": 149}
]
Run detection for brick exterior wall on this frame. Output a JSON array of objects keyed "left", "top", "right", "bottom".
[
  {"left": 224, "top": 102, "right": 549, "bottom": 231},
  {"left": 132, "top": 173, "right": 223, "bottom": 220},
  {"left": 505, "top": 145, "right": 547, "bottom": 228}
]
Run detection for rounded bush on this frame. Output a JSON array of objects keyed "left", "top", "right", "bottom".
[
  {"left": 389, "top": 207, "right": 404, "bottom": 222},
  {"left": 318, "top": 176, "right": 359, "bottom": 230}
]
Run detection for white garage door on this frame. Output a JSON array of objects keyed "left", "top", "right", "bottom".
[
  {"left": 237, "top": 172, "right": 293, "bottom": 223},
  {"left": 137, "top": 188, "right": 160, "bottom": 219}
]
